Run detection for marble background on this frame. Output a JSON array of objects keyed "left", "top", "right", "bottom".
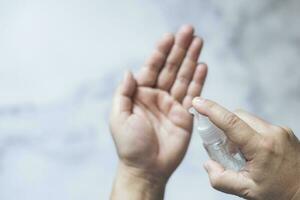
[{"left": 0, "top": 0, "right": 300, "bottom": 199}]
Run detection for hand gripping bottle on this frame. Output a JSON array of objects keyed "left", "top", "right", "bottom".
[{"left": 189, "top": 108, "right": 246, "bottom": 171}]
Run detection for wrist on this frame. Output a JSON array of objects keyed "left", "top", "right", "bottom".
[{"left": 110, "top": 162, "right": 167, "bottom": 200}]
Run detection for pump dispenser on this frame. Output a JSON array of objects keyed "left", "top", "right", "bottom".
[{"left": 189, "top": 107, "right": 246, "bottom": 171}]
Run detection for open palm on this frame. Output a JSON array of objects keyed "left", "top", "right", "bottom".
[{"left": 110, "top": 25, "right": 207, "bottom": 180}]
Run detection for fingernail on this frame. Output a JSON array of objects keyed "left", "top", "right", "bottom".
[{"left": 193, "top": 97, "right": 206, "bottom": 105}]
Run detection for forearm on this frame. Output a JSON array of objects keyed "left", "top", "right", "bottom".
[{"left": 110, "top": 163, "right": 166, "bottom": 200}]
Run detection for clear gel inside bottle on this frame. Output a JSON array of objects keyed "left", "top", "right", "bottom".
[{"left": 189, "top": 108, "right": 246, "bottom": 171}]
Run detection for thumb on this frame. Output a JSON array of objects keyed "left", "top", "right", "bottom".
[
  {"left": 192, "top": 97, "right": 260, "bottom": 160},
  {"left": 111, "top": 71, "right": 137, "bottom": 118},
  {"left": 204, "top": 160, "right": 254, "bottom": 198}
]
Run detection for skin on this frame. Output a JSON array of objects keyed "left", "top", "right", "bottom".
[
  {"left": 192, "top": 97, "right": 300, "bottom": 200},
  {"left": 110, "top": 25, "right": 207, "bottom": 200},
  {"left": 109, "top": 25, "right": 300, "bottom": 199}
]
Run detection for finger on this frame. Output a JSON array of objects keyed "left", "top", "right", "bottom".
[
  {"left": 170, "top": 37, "right": 203, "bottom": 102},
  {"left": 204, "top": 160, "right": 254, "bottom": 198},
  {"left": 112, "top": 71, "right": 137, "bottom": 118},
  {"left": 136, "top": 33, "right": 175, "bottom": 87},
  {"left": 168, "top": 103, "right": 193, "bottom": 132},
  {"left": 192, "top": 98, "right": 260, "bottom": 159},
  {"left": 182, "top": 63, "right": 208, "bottom": 109},
  {"left": 156, "top": 25, "right": 194, "bottom": 91},
  {"left": 234, "top": 109, "right": 271, "bottom": 133}
]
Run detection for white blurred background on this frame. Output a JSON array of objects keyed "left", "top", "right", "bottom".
[{"left": 0, "top": 0, "right": 299, "bottom": 199}]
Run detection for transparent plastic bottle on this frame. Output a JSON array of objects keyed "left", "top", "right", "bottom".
[{"left": 189, "top": 108, "right": 246, "bottom": 171}]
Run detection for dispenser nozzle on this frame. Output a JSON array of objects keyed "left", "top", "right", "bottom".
[
  {"left": 189, "top": 107, "right": 224, "bottom": 144},
  {"left": 189, "top": 107, "right": 212, "bottom": 130}
]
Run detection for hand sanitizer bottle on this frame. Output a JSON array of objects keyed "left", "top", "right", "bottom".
[{"left": 189, "top": 108, "right": 246, "bottom": 171}]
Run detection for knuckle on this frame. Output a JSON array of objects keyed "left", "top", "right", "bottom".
[
  {"left": 272, "top": 125, "right": 285, "bottom": 133},
  {"left": 165, "top": 60, "right": 178, "bottom": 71},
  {"left": 177, "top": 75, "right": 190, "bottom": 85},
  {"left": 223, "top": 113, "right": 241, "bottom": 129},
  {"left": 273, "top": 125, "right": 295, "bottom": 140},
  {"left": 210, "top": 176, "right": 222, "bottom": 189},
  {"left": 240, "top": 188, "right": 254, "bottom": 199},
  {"left": 260, "top": 136, "right": 276, "bottom": 154},
  {"left": 155, "top": 48, "right": 167, "bottom": 60},
  {"left": 281, "top": 126, "right": 295, "bottom": 137},
  {"left": 147, "top": 52, "right": 164, "bottom": 67},
  {"left": 204, "top": 100, "right": 217, "bottom": 110}
]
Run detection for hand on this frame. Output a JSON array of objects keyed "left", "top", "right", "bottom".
[
  {"left": 192, "top": 97, "right": 300, "bottom": 200},
  {"left": 110, "top": 25, "right": 207, "bottom": 199}
]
